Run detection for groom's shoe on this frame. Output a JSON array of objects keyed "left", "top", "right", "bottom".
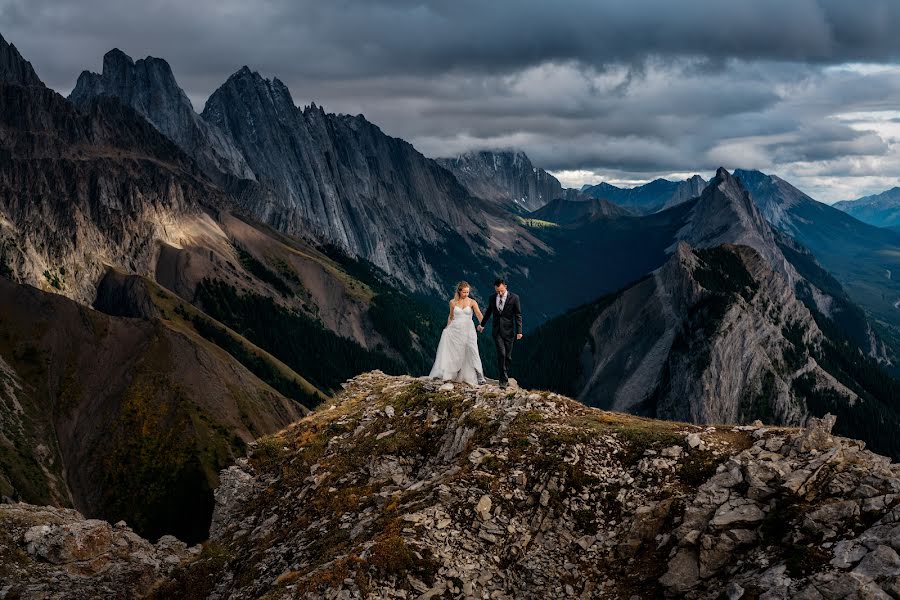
[{"left": 499, "top": 380, "right": 508, "bottom": 389}]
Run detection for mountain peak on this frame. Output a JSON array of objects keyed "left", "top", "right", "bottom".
[
  {"left": 0, "top": 32, "right": 44, "bottom": 87},
  {"left": 675, "top": 168, "right": 796, "bottom": 284},
  {"left": 103, "top": 47, "right": 134, "bottom": 68},
  {"left": 68, "top": 47, "right": 255, "bottom": 181},
  {"left": 713, "top": 166, "right": 733, "bottom": 182}
]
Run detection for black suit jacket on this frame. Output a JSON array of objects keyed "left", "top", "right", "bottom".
[{"left": 480, "top": 292, "right": 522, "bottom": 339}]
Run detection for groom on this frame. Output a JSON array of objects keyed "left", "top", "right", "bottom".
[{"left": 477, "top": 277, "right": 522, "bottom": 388}]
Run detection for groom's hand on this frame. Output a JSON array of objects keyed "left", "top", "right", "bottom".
[
  {"left": 477, "top": 325, "right": 484, "bottom": 333},
  {"left": 516, "top": 333, "right": 523, "bottom": 340}
]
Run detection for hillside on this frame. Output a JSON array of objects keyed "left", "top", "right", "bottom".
[
  {"left": 3, "top": 372, "right": 900, "bottom": 599},
  {"left": 0, "top": 277, "right": 307, "bottom": 544}
]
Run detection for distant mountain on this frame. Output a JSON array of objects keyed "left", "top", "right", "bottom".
[
  {"left": 833, "top": 187, "right": 900, "bottom": 228},
  {"left": 734, "top": 169, "right": 900, "bottom": 346},
  {"left": 0, "top": 33, "right": 42, "bottom": 87},
  {"left": 0, "top": 276, "right": 307, "bottom": 543},
  {"left": 528, "top": 197, "right": 632, "bottom": 224},
  {"left": 581, "top": 175, "right": 706, "bottom": 214},
  {"left": 518, "top": 169, "right": 797, "bottom": 322},
  {"left": 435, "top": 149, "right": 563, "bottom": 212}
]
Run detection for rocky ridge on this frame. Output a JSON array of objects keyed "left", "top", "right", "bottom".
[
  {"left": 200, "top": 68, "right": 544, "bottom": 291},
  {"left": 733, "top": 168, "right": 900, "bottom": 352},
  {"left": 5, "top": 372, "right": 900, "bottom": 599},
  {"left": 576, "top": 240, "right": 849, "bottom": 424}
]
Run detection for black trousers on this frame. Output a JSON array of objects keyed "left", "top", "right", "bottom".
[{"left": 494, "top": 333, "right": 514, "bottom": 384}]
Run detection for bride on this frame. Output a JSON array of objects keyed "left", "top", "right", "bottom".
[{"left": 429, "top": 281, "right": 486, "bottom": 386}]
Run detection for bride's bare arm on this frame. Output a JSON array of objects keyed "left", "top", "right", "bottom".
[
  {"left": 446, "top": 300, "right": 454, "bottom": 327},
  {"left": 472, "top": 301, "right": 483, "bottom": 322}
]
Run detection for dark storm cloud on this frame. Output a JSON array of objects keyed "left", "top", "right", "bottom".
[
  {"left": 1, "top": 0, "right": 899, "bottom": 201},
  {"left": 6, "top": 0, "right": 900, "bottom": 91}
]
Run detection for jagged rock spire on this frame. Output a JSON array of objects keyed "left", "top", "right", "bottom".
[{"left": 0, "top": 32, "right": 44, "bottom": 86}]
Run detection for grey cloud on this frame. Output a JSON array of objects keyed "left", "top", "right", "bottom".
[{"left": 2, "top": 0, "right": 900, "bottom": 198}]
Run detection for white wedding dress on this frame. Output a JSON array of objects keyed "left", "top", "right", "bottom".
[{"left": 429, "top": 305, "right": 485, "bottom": 386}]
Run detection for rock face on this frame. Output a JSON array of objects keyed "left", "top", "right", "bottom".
[
  {"left": 0, "top": 276, "right": 307, "bottom": 544},
  {"left": 7, "top": 373, "right": 895, "bottom": 598},
  {"left": 582, "top": 174, "right": 707, "bottom": 214},
  {"left": 834, "top": 187, "right": 900, "bottom": 228},
  {"left": 201, "top": 68, "right": 537, "bottom": 290},
  {"left": 0, "top": 33, "right": 43, "bottom": 87},
  {"left": 436, "top": 149, "right": 563, "bottom": 212},
  {"left": 576, "top": 241, "right": 851, "bottom": 425},
  {"left": 0, "top": 73, "right": 226, "bottom": 304},
  {"left": 0, "top": 503, "right": 200, "bottom": 599},
  {"left": 68, "top": 48, "right": 255, "bottom": 183},
  {"left": 735, "top": 168, "right": 900, "bottom": 350}
]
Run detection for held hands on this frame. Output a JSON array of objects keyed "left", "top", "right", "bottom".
[
  {"left": 516, "top": 333, "right": 523, "bottom": 340},
  {"left": 477, "top": 325, "right": 484, "bottom": 333}
]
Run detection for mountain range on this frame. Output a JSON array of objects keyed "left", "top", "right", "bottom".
[
  {"left": 581, "top": 175, "right": 707, "bottom": 214},
  {"left": 3, "top": 29, "right": 900, "bottom": 570},
  {"left": 69, "top": 49, "right": 547, "bottom": 294},
  {"left": 833, "top": 187, "right": 900, "bottom": 228}
]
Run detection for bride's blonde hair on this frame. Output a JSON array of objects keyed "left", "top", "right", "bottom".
[{"left": 453, "top": 281, "right": 471, "bottom": 302}]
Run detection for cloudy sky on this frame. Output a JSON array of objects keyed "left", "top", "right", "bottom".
[{"left": 3, "top": 0, "right": 900, "bottom": 202}]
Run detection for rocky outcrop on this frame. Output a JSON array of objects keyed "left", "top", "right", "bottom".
[
  {"left": 0, "top": 503, "right": 200, "bottom": 599},
  {"left": 0, "top": 33, "right": 43, "bottom": 87},
  {"left": 436, "top": 149, "right": 563, "bottom": 212},
  {"left": 8, "top": 373, "right": 895, "bottom": 598},
  {"left": 197, "top": 377, "right": 900, "bottom": 599},
  {"left": 68, "top": 49, "right": 255, "bottom": 183},
  {"left": 582, "top": 175, "right": 706, "bottom": 214}
]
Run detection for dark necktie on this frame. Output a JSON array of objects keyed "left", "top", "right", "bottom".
[{"left": 498, "top": 294, "right": 505, "bottom": 311}]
